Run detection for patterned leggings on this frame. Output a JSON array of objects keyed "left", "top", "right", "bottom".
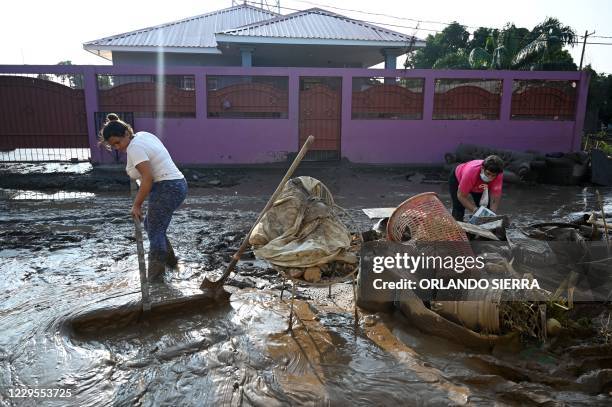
[{"left": 144, "top": 178, "right": 188, "bottom": 259}]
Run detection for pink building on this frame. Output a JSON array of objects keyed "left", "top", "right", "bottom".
[{"left": 0, "top": 4, "right": 589, "bottom": 165}]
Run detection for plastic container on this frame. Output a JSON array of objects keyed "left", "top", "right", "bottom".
[
  {"left": 387, "top": 192, "right": 470, "bottom": 242},
  {"left": 433, "top": 288, "right": 502, "bottom": 334}
]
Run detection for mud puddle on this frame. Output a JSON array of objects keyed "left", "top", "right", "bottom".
[
  {"left": 58, "top": 289, "right": 472, "bottom": 405},
  {"left": 0, "top": 172, "right": 611, "bottom": 405},
  {"left": 0, "top": 188, "right": 95, "bottom": 201}
]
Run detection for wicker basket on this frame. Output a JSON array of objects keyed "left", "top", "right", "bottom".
[{"left": 387, "top": 192, "right": 469, "bottom": 242}]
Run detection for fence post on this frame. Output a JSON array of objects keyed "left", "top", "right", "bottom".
[
  {"left": 196, "top": 69, "right": 206, "bottom": 120},
  {"left": 288, "top": 72, "right": 300, "bottom": 151},
  {"left": 340, "top": 72, "right": 354, "bottom": 158},
  {"left": 422, "top": 74, "right": 435, "bottom": 121},
  {"left": 571, "top": 70, "right": 591, "bottom": 151},
  {"left": 83, "top": 66, "right": 102, "bottom": 164},
  {"left": 500, "top": 74, "right": 513, "bottom": 121}
]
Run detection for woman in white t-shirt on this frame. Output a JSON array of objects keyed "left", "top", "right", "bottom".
[{"left": 100, "top": 113, "right": 187, "bottom": 280}]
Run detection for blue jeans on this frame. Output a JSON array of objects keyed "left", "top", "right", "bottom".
[{"left": 144, "top": 178, "right": 187, "bottom": 259}]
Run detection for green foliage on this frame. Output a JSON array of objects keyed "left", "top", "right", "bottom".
[
  {"left": 586, "top": 65, "right": 612, "bottom": 128},
  {"left": 407, "top": 17, "right": 577, "bottom": 71},
  {"left": 55, "top": 60, "right": 83, "bottom": 88},
  {"left": 599, "top": 141, "right": 612, "bottom": 155},
  {"left": 511, "top": 33, "right": 549, "bottom": 69},
  {"left": 531, "top": 17, "right": 577, "bottom": 48},
  {"left": 432, "top": 51, "right": 470, "bottom": 69},
  {"left": 468, "top": 47, "right": 491, "bottom": 69},
  {"left": 407, "top": 22, "right": 470, "bottom": 68},
  {"left": 97, "top": 75, "right": 113, "bottom": 89},
  {"left": 441, "top": 22, "right": 470, "bottom": 50},
  {"left": 468, "top": 27, "right": 491, "bottom": 50}
]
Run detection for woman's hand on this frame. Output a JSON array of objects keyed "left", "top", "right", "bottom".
[
  {"left": 131, "top": 161, "right": 153, "bottom": 221},
  {"left": 131, "top": 203, "right": 143, "bottom": 220}
]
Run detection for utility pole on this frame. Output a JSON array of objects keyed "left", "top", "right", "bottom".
[{"left": 579, "top": 30, "right": 595, "bottom": 70}]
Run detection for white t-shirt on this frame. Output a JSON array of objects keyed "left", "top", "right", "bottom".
[{"left": 125, "top": 132, "right": 184, "bottom": 182}]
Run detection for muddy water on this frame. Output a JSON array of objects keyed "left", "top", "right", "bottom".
[{"left": 1, "top": 170, "right": 611, "bottom": 406}]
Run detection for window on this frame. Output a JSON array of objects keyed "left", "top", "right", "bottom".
[
  {"left": 207, "top": 76, "right": 288, "bottom": 119},
  {"left": 352, "top": 77, "right": 424, "bottom": 120},
  {"left": 433, "top": 79, "right": 502, "bottom": 120},
  {"left": 511, "top": 80, "right": 576, "bottom": 121},
  {"left": 97, "top": 75, "right": 196, "bottom": 118}
]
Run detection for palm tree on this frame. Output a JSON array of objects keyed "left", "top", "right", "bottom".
[{"left": 468, "top": 18, "right": 577, "bottom": 70}]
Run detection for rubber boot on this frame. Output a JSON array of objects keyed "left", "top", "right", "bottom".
[
  {"left": 148, "top": 252, "right": 167, "bottom": 281},
  {"left": 165, "top": 237, "right": 178, "bottom": 267}
]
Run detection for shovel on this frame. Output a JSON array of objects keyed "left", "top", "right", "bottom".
[
  {"left": 133, "top": 215, "right": 151, "bottom": 312},
  {"left": 200, "top": 135, "right": 315, "bottom": 289}
]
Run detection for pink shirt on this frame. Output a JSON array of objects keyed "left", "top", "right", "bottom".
[{"left": 455, "top": 160, "right": 503, "bottom": 197}]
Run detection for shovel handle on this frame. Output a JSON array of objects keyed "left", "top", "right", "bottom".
[
  {"left": 132, "top": 192, "right": 151, "bottom": 311},
  {"left": 201, "top": 136, "right": 315, "bottom": 288}
]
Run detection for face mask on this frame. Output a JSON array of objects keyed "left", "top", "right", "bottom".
[{"left": 480, "top": 170, "right": 494, "bottom": 183}]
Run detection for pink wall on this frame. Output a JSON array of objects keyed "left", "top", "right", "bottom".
[{"left": 0, "top": 65, "right": 589, "bottom": 165}]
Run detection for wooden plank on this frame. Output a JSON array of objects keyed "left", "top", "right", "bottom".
[
  {"left": 362, "top": 207, "right": 395, "bottom": 219},
  {"left": 457, "top": 221, "right": 500, "bottom": 240},
  {"left": 477, "top": 219, "right": 504, "bottom": 231},
  {"left": 587, "top": 218, "right": 612, "bottom": 228}
]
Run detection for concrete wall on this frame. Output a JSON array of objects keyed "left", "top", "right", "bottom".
[
  {"left": 0, "top": 65, "right": 589, "bottom": 165},
  {"left": 112, "top": 52, "right": 241, "bottom": 67}
]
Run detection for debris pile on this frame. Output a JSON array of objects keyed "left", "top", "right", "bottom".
[
  {"left": 445, "top": 143, "right": 589, "bottom": 185},
  {"left": 359, "top": 192, "right": 612, "bottom": 347},
  {"left": 249, "top": 176, "right": 359, "bottom": 285}
]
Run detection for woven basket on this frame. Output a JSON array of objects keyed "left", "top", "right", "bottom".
[{"left": 387, "top": 192, "right": 470, "bottom": 245}]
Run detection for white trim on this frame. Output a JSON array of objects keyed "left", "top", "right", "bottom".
[
  {"left": 82, "top": 45, "right": 223, "bottom": 55},
  {"left": 83, "top": 48, "right": 113, "bottom": 61},
  {"left": 215, "top": 34, "right": 425, "bottom": 48}
]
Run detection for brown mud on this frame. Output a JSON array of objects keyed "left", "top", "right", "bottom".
[{"left": 1, "top": 165, "right": 612, "bottom": 405}]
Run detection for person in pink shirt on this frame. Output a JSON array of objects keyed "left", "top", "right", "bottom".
[{"left": 448, "top": 155, "right": 504, "bottom": 221}]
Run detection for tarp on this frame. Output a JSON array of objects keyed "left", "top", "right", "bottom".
[{"left": 249, "top": 176, "right": 352, "bottom": 268}]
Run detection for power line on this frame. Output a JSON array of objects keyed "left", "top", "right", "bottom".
[
  {"left": 284, "top": 0, "right": 612, "bottom": 40},
  {"left": 288, "top": 0, "right": 457, "bottom": 27},
  {"left": 246, "top": 1, "right": 594, "bottom": 46},
  {"left": 245, "top": 1, "right": 441, "bottom": 33}
]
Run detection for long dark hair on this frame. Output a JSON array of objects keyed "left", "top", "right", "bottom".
[{"left": 98, "top": 113, "right": 133, "bottom": 150}]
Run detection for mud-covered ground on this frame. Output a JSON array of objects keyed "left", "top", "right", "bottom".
[{"left": 1, "top": 163, "right": 612, "bottom": 406}]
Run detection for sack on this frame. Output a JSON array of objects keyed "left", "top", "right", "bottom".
[
  {"left": 479, "top": 187, "right": 489, "bottom": 207},
  {"left": 249, "top": 177, "right": 352, "bottom": 268}
]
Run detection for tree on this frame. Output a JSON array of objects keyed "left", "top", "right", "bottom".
[
  {"left": 56, "top": 60, "right": 83, "bottom": 88},
  {"left": 469, "top": 18, "right": 577, "bottom": 70},
  {"left": 432, "top": 50, "right": 471, "bottom": 69},
  {"left": 585, "top": 65, "right": 612, "bottom": 131},
  {"left": 53, "top": 60, "right": 113, "bottom": 89},
  {"left": 407, "top": 22, "right": 470, "bottom": 68},
  {"left": 468, "top": 27, "right": 493, "bottom": 50},
  {"left": 97, "top": 75, "right": 113, "bottom": 89},
  {"left": 408, "top": 17, "right": 578, "bottom": 71}
]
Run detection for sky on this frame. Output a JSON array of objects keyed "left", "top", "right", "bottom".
[{"left": 1, "top": 0, "right": 611, "bottom": 72}]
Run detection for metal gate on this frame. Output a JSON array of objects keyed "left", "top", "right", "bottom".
[
  {"left": 0, "top": 75, "right": 89, "bottom": 162},
  {"left": 299, "top": 77, "right": 342, "bottom": 161},
  {"left": 94, "top": 111, "right": 134, "bottom": 163}
]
